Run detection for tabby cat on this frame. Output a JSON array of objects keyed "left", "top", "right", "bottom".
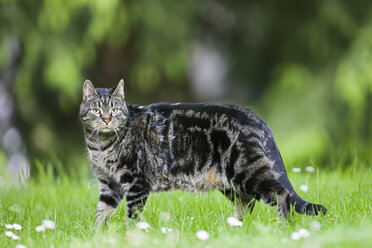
[{"left": 79, "top": 79, "right": 327, "bottom": 224}]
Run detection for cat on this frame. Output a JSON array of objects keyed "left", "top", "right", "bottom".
[{"left": 79, "top": 79, "right": 327, "bottom": 224}]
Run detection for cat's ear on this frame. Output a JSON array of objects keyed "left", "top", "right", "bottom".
[
  {"left": 83, "top": 80, "right": 97, "bottom": 102},
  {"left": 112, "top": 79, "right": 125, "bottom": 100}
]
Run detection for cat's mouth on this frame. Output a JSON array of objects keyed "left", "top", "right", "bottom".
[{"left": 100, "top": 127, "right": 114, "bottom": 133}]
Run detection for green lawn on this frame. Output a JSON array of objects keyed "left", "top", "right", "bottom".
[{"left": 1, "top": 163, "right": 371, "bottom": 248}]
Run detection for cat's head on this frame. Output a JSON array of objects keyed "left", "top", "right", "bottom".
[{"left": 79, "top": 79, "right": 129, "bottom": 133}]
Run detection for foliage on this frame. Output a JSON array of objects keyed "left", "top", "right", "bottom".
[{"left": 0, "top": 0, "right": 371, "bottom": 171}]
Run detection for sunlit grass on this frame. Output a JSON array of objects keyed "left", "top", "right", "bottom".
[{"left": 1, "top": 163, "right": 371, "bottom": 247}]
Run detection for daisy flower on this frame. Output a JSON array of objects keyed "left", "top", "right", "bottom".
[
  {"left": 136, "top": 221, "right": 151, "bottom": 231},
  {"left": 42, "top": 220, "right": 55, "bottom": 229},
  {"left": 196, "top": 230, "right": 209, "bottom": 241},
  {"left": 13, "top": 223, "right": 22, "bottom": 230},
  {"left": 299, "top": 184, "right": 308, "bottom": 192},
  {"left": 226, "top": 216, "right": 243, "bottom": 227}
]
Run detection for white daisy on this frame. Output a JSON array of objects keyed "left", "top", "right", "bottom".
[
  {"left": 35, "top": 225, "right": 46, "bottom": 232},
  {"left": 226, "top": 216, "right": 243, "bottom": 227},
  {"left": 291, "top": 228, "right": 310, "bottom": 240},
  {"left": 292, "top": 168, "right": 301, "bottom": 173},
  {"left": 299, "top": 184, "right": 308, "bottom": 192},
  {"left": 160, "top": 212, "right": 171, "bottom": 222},
  {"left": 13, "top": 223, "right": 22, "bottom": 230},
  {"left": 291, "top": 231, "right": 301, "bottom": 240},
  {"left": 12, "top": 234, "right": 20, "bottom": 240},
  {"left": 42, "top": 220, "right": 55, "bottom": 229},
  {"left": 196, "top": 230, "right": 209, "bottom": 241},
  {"left": 5, "top": 224, "right": 13, "bottom": 229},
  {"left": 298, "top": 228, "right": 310, "bottom": 238},
  {"left": 136, "top": 221, "right": 151, "bottom": 231},
  {"left": 305, "top": 166, "right": 315, "bottom": 173},
  {"left": 5, "top": 231, "right": 15, "bottom": 238},
  {"left": 16, "top": 245, "right": 27, "bottom": 248},
  {"left": 310, "top": 221, "right": 321, "bottom": 231}
]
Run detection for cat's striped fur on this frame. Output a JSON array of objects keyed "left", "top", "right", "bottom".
[{"left": 79, "top": 80, "right": 327, "bottom": 224}]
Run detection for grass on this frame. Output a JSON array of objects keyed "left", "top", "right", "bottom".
[{"left": 0, "top": 162, "right": 371, "bottom": 248}]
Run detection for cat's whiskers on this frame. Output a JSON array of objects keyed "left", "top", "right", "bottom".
[
  {"left": 87, "top": 128, "right": 99, "bottom": 140},
  {"left": 113, "top": 128, "right": 120, "bottom": 140},
  {"left": 115, "top": 128, "right": 125, "bottom": 136},
  {"left": 96, "top": 128, "right": 99, "bottom": 139}
]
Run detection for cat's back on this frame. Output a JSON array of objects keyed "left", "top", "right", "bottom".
[
  {"left": 142, "top": 102, "right": 273, "bottom": 157},
  {"left": 143, "top": 102, "right": 269, "bottom": 133}
]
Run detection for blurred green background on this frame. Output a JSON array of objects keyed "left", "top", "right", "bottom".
[{"left": 0, "top": 0, "right": 371, "bottom": 180}]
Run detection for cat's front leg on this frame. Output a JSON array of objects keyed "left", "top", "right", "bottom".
[
  {"left": 96, "top": 179, "right": 123, "bottom": 225},
  {"left": 125, "top": 178, "right": 150, "bottom": 222},
  {"left": 96, "top": 201, "right": 116, "bottom": 225}
]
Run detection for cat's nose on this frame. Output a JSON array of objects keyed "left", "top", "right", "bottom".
[{"left": 102, "top": 117, "right": 111, "bottom": 125}]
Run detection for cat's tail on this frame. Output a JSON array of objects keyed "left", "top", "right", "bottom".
[
  {"left": 266, "top": 135, "right": 327, "bottom": 215},
  {"left": 289, "top": 190, "right": 327, "bottom": 215}
]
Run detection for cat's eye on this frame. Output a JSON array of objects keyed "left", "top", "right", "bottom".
[
  {"left": 92, "top": 108, "right": 101, "bottom": 115},
  {"left": 111, "top": 108, "right": 119, "bottom": 114}
]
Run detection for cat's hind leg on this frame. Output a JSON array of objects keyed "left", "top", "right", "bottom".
[
  {"left": 222, "top": 190, "right": 256, "bottom": 219},
  {"left": 253, "top": 177, "right": 291, "bottom": 218},
  {"left": 239, "top": 165, "right": 291, "bottom": 218}
]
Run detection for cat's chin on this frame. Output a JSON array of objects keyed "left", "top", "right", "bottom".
[{"left": 100, "top": 128, "right": 114, "bottom": 133}]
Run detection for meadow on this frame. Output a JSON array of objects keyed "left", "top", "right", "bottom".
[
  {"left": 2, "top": 1, "right": 372, "bottom": 247},
  {"left": 1, "top": 161, "right": 371, "bottom": 248}
]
